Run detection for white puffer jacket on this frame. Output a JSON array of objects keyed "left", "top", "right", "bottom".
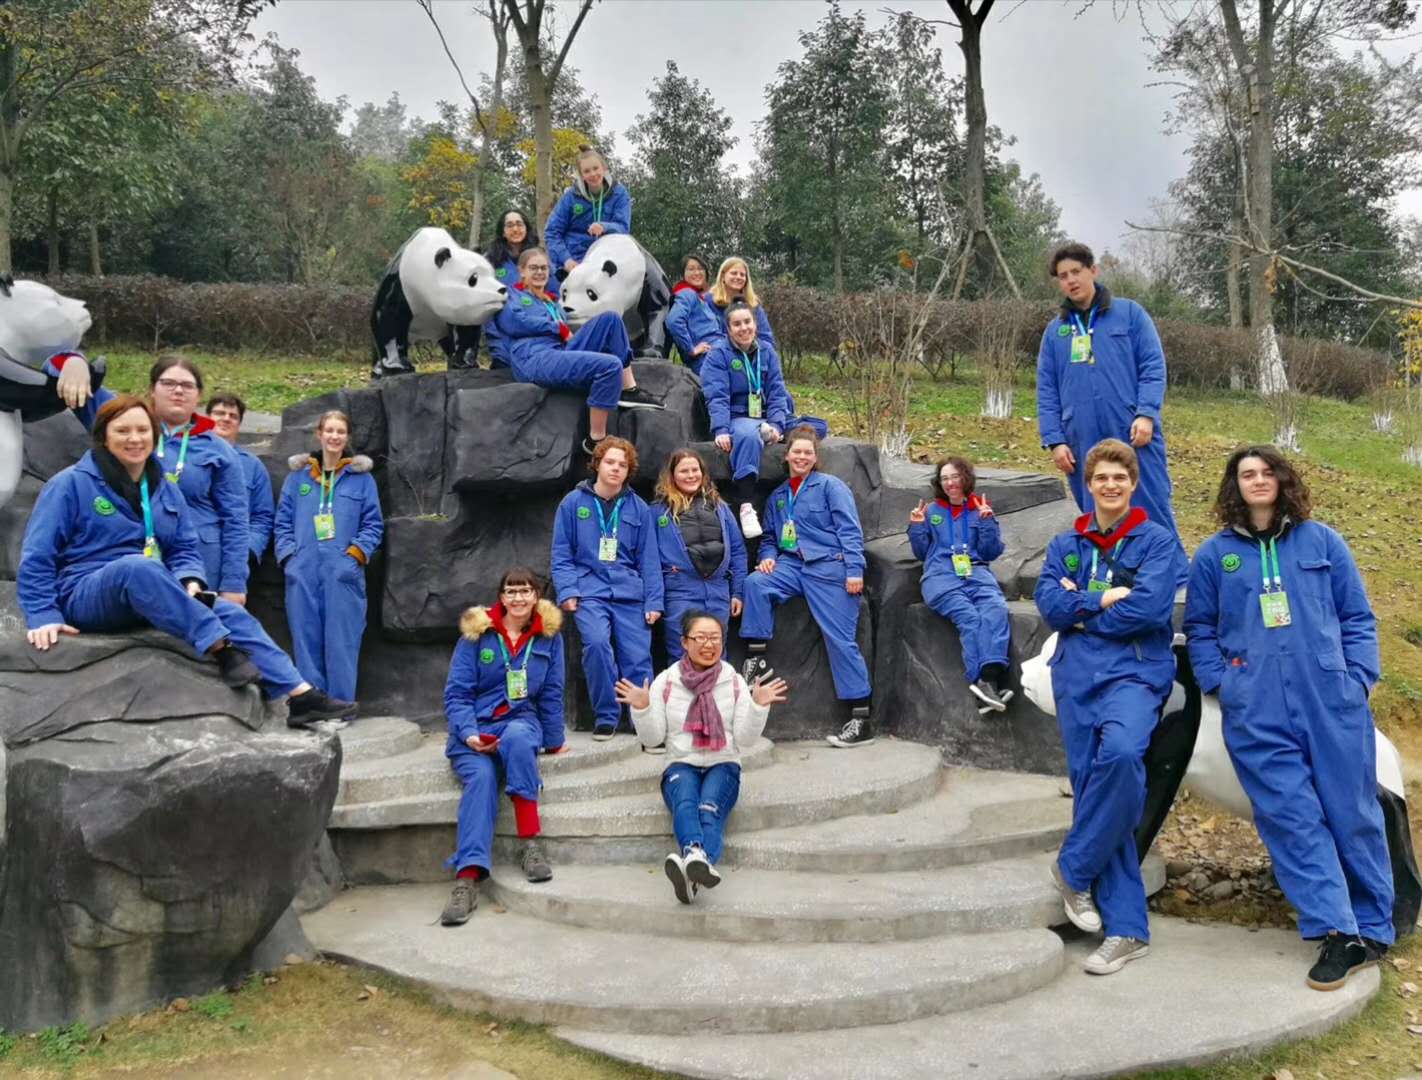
[{"left": 631, "top": 661, "right": 769, "bottom": 768}]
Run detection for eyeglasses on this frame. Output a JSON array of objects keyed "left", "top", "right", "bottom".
[
  {"left": 525, "top": 264, "right": 550, "bottom": 273},
  {"left": 684, "top": 634, "right": 723, "bottom": 646},
  {"left": 156, "top": 378, "right": 198, "bottom": 393},
  {"left": 502, "top": 587, "right": 537, "bottom": 599}
]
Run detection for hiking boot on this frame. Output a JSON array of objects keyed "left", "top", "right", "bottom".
[
  {"left": 683, "top": 846, "right": 722, "bottom": 890},
  {"left": 1084, "top": 935, "right": 1149, "bottom": 975},
  {"left": 287, "top": 688, "right": 358, "bottom": 728},
  {"left": 738, "top": 502, "right": 763, "bottom": 540},
  {"left": 969, "top": 679, "right": 1007, "bottom": 712},
  {"left": 214, "top": 644, "right": 260, "bottom": 689},
  {"left": 1307, "top": 932, "right": 1371, "bottom": 991},
  {"left": 521, "top": 839, "right": 552, "bottom": 883},
  {"left": 1051, "top": 859, "right": 1102, "bottom": 933},
  {"left": 591, "top": 725, "right": 616, "bottom": 742},
  {"left": 664, "top": 851, "right": 692, "bottom": 904},
  {"left": 618, "top": 385, "right": 664, "bottom": 410},
  {"left": 741, "top": 650, "right": 773, "bottom": 688},
  {"left": 827, "top": 710, "right": 875, "bottom": 749},
  {"left": 440, "top": 878, "right": 478, "bottom": 926}
]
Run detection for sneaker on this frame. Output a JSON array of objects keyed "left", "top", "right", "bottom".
[
  {"left": 683, "top": 846, "right": 722, "bottom": 890},
  {"left": 581, "top": 436, "right": 601, "bottom": 456},
  {"left": 997, "top": 687, "right": 1015, "bottom": 706},
  {"left": 759, "top": 423, "right": 779, "bottom": 444},
  {"left": 440, "top": 879, "right": 478, "bottom": 926},
  {"left": 969, "top": 679, "right": 1007, "bottom": 712},
  {"left": 591, "top": 725, "right": 616, "bottom": 742},
  {"left": 739, "top": 502, "right": 763, "bottom": 540},
  {"left": 521, "top": 839, "right": 553, "bottom": 883},
  {"left": 287, "top": 688, "right": 359, "bottom": 728},
  {"left": 664, "top": 852, "right": 692, "bottom": 904},
  {"left": 1363, "top": 936, "right": 1391, "bottom": 963},
  {"left": 642, "top": 742, "right": 667, "bottom": 755},
  {"left": 1084, "top": 935, "right": 1149, "bottom": 975},
  {"left": 741, "top": 651, "right": 773, "bottom": 687},
  {"left": 827, "top": 710, "right": 875, "bottom": 749},
  {"left": 1050, "top": 859, "right": 1102, "bottom": 933},
  {"left": 214, "top": 645, "right": 260, "bottom": 689},
  {"left": 1306, "top": 932, "right": 1371, "bottom": 991},
  {"left": 618, "top": 385, "right": 665, "bottom": 410}
]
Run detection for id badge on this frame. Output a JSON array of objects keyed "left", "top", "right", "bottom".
[
  {"left": 747, "top": 393, "right": 763, "bottom": 419},
  {"left": 1259, "top": 591, "right": 1292, "bottom": 628},
  {"left": 143, "top": 537, "right": 162, "bottom": 562},
  {"left": 779, "top": 520, "right": 798, "bottom": 551},
  {"left": 313, "top": 513, "right": 336, "bottom": 541},
  {"left": 1088, "top": 578, "right": 1109, "bottom": 593},
  {"left": 1070, "top": 334, "right": 1092, "bottom": 364},
  {"left": 952, "top": 553, "right": 972, "bottom": 577},
  {"left": 506, "top": 669, "right": 529, "bottom": 700},
  {"left": 598, "top": 536, "right": 618, "bottom": 562}
]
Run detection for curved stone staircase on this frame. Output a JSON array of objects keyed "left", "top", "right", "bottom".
[{"left": 302, "top": 718, "right": 1378, "bottom": 1080}]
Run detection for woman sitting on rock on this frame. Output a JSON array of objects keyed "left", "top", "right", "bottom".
[
  {"left": 709, "top": 257, "right": 776, "bottom": 347},
  {"left": 703, "top": 302, "right": 794, "bottom": 541},
  {"left": 666, "top": 253, "right": 720, "bottom": 376},
  {"left": 440, "top": 566, "right": 567, "bottom": 926},
  {"left": 907, "top": 456, "right": 1014, "bottom": 714},
  {"left": 496, "top": 247, "right": 662, "bottom": 456},
  {"left": 617, "top": 609, "right": 786, "bottom": 903},
  {"left": 551, "top": 436, "right": 663, "bottom": 741},
  {"left": 650, "top": 448, "right": 746, "bottom": 667},
  {"left": 274, "top": 409, "right": 384, "bottom": 708},
  {"left": 18, "top": 394, "right": 354, "bottom": 727},
  {"left": 545, "top": 145, "right": 632, "bottom": 277}
]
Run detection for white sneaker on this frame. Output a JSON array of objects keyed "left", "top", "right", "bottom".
[
  {"left": 759, "top": 422, "right": 779, "bottom": 443},
  {"left": 1084, "top": 936, "right": 1150, "bottom": 975},
  {"left": 664, "top": 852, "right": 692, "bottom": 904},
  {"left": 683, "top": 846, "right": 722, "bottom": 890},
  {"left": 739, "top": 502, "right": 763, "bottom": 540}
]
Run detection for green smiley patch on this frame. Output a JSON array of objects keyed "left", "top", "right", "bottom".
[
  {"left": 658, "top": 515, "right": 669, "bottom": 527},
  {"left": 731, "top": 358, "right": 743, "bottom": 371},
  {"left": 299, "top": 482, "right": 312, "bottom": 496},
  {"left": 520, "top": 294, "right": 532, "bottom": 306},
  {"left": 1064, "top": 552, "right": 1080, "bottom": 571},
  {"left": 776, "top": 497, "right": 786, "bottom": 509},
  {"left": 1222, "top": 553, "right": 1242, "bottom": 573},
  {"left": 495, "top": 266, "right": 508, "bottom": 279},
  {"left": 93, "top": 496, "right": 115, "bottom": 516},
  {"left": 577, "top": 506, "right": 591, "bottom": 519},
  {"left": 930, "top": 513, "right": 944, "bottom": 525},
  {"left": 572, "top": 204, "right": 585, "bottom": 215},
  {"left": 1057, "top": 324, "right": 1073, "bottom": 336},
  {"left": 479, "top": 647, "right": 495, "bottom": 663}
]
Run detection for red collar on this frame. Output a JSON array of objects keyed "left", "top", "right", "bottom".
[
  {"left": 671, "top": 281, "right": 704, "bottom": 296},
  {"left": 490, "top": 601, "right": 541, "bottom": 656},
  {"left": 789, "top": 475, "right": 806, "bottom": 494},
  {"left": 515, "top": 280, "right": 556, "bottom": 303},
  {"left": 934, "top": 496, "right": 979, "bottom": 518},
  {"left": 166, "top": 413, "right": 216, "bottom": 437},
  {"left": 1074, "top": 506, "right": 1148, "bottom": 550}
]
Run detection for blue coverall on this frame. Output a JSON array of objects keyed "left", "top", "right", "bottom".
[
  {"left": 1036, "top": 286, "right": 1183, "bottom": 550},
  {"left": 741, "top": 471, "right": 872, "bottom": 701},
  {"left": 496, "top": 287, "right": 632, "bottom": 410},
  {"left": 550, "top": 481, "right": 664, "bottom": 731},
  {"left": 702, "top": 338, "right": 795, "bottom": 486},
  {"left": 18, "top": 452, "right": 303, "bottom": 697},
  {"left": 444, "top": 603, "right": 566, "bottom": 875},
  {"left": 235, "top": 444, "right": 274, "bottom": 565},
  {"left": 274, "top": 456, "right": 384, "bottom": 703},
  {"left": 908, "top": 499, "right": 1010, "bottom": 685},
  {"left": 666, "top": 285, "right": 722, "bottom": 375},
  {"left": 651, "top": 498, "right": 747, "bottom": 662},
  {"left": 1184, "top": 520, "right": 1394, "bottom": 944},
  {"left": 1034, "top": 509, "right": 1182, "bottom": 942},
  {"left": 545, "top": 182, "right": 632, "bottom": 269},
  {"left": 484, "top": 257, "right": 521, "bottom": 368}
]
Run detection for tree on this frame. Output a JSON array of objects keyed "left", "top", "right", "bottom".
[{"left": 351, "top": 93, "right": 414, "bottom": 162}]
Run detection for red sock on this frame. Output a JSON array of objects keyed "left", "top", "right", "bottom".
[
  {"left": 456, "top": 866, "right": 483, "bottom": 881},
  {"left": 511, "top": 795, "right": 541, "bottom": 838}
]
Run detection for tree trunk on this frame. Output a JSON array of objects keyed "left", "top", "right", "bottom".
[
  {"left": 469, "top": 8, "right": 509, "bottom": 250},
  {"left": 950, "top": 0, "right": 992, "bottom": 299},
  {"left": 527, "top": 53, "right": 554, "bottom": 226},
  {"left": 0, "top": 167, "right": 11, "bottom": 274},
  {"left": 88, "top": 218, "right": 102, "bottom": 276},
  {"left": 47, "top": 186, "right": 60, "bottom": 274},
  {"left": 0, "top": 37, "right": 16, "bottom": 275},
  {"left": 1226, "top": 144, "right": 1245, "bottom": 328}
]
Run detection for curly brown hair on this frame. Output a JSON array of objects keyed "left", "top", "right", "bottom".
[
  {"left": 930, "top": 456, "right": 976, "bottom": 501},
  {"left": 589, "top": 435, "right": 638, "bottom": 480},
  {"left": 1213, "top": 445, "right": 1312, "bottom": 530}
]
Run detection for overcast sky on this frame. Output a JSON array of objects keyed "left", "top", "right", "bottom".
[{"left": 253, "top": 0, "right": 1422, "bottom": 254}]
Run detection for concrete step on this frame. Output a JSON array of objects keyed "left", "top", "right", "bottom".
[
  {"left": 336, "top": 716, "right": 424, "bottom": 764},
  {"left": 304, "top": 884, "right": 1065, "bottom": 1035},
  {"left": 559, "top": 918, "right": 1379, "bottom": 1079}
]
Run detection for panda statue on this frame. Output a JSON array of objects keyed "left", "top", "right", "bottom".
[
  {"left": 370, "top": 227, "right": 509, "bottom": 378},
  {"left": 1021, "top": 630, "right": 1422, "bottom": 938},
  {"left": 0, "top": 275, "right": 106, "bottom": 511},
  {"left": 560, "top": 234, "right": 672, "bottom": 360}
]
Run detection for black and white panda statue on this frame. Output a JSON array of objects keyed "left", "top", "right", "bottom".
[
  {"left": 370, "top": 227, "right": 509, "bottom": 378},
  {"left": 560, "top": 234, "right": 672, "bottom": 360}
]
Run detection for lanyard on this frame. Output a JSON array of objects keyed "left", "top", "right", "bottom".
[
  {"left": 1089, "top": 540, "right": 1125, "bottom": 584},
  {"left": 950, "top": 505, "right": 970, "bottom": 553},
  {"left": 541, "top": 298, "right": 563, "bottom": 324},
  {"left": 495, "top": 633, "right": 531, "bottom": 673},
  {"left": 157, "top": 423, "right": 193, "bottom": 479},
  {"left": 593, "top": 494, "right": 623, "bottom": 538},
  {"left": 1258, "top": 537, "right": 1283, "bottom": 593},
  {"left": 740, "top": 350, "right": 763, "bottom": 395},
  {"left": 140, "top": 476, "right": 156, "bottom": 545},
  {"left": 318, "top": 469, "right": 339, "bottom": 513},
  {"left": 1069, "top": 305, "right": 1099, "bottom": 339},
  {"left": 592, "top": 188, "right": 605, "bottom": 224},
  {"left": 784, "top": 478, "right": 804, "bottom": 521}
]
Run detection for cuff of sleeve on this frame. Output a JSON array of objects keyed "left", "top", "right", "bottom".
[
  {"left": 1135, "top": 407, "right": 1161, "bottom": 423},
  {"left": 346, "top": 545, "right": 367, "bottom": 564},
  {"left": 27, "top": 609, "right": 66, "bottom": 630},
  {"left": 456, "top": 725, "right": 480, "bottom": 745},
  {"left": 846, "top": 566, "right": 866, "bottom": 580},
  {"left": 1042, "top": 435, "right": 1067, "bottom": 450},
  {"left": 179, "top": 576, "right": 206, "bottom": 591}
]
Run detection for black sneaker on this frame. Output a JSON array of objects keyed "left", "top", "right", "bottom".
[
  {"left": 287, "top": 688, "right": 359, "bottom": 728},
  {"left": 581, "top": 436, "right": 601, "bottom": 456},
  {"left": 440, "top": 879, "right": 478, "bottom": 926},
  {"left": 741, "top": 650, "right": 773, "bottom": 687},
  {"left": 214, "top": 645, "right": 260, "bottom": 689},
  {"left": 1363, "top": 936, "right": 1391, "bottom": 962},
  {"left": 618, "top": 385, "right": 665, "bottom": 410},
  {"left": 521, "top": 839, "right": 553, "bottom": 883},
  {"left": 827, "top": 708, "right": 875, "bottom": 749},
  {"left": 1306, "top": 932, "right": 1371, "bottom": 991}
]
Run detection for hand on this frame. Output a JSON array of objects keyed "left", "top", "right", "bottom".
[
  {"left": 715, "top": 434, "right": 732, "bottom": 452},
  {"left": 1129, "top": 416, "right": 1154, "bottom": 448},
  {"left": 750, "top": 675, "right": 789, "bottom": 707},
  {"left": 588, "top": 222, "right": 606, "bottom": 238},
  {"left": 908, "top": 499, "right": 927, "bottom": 525},
  {"left": 756, "top": 558, "right": 777, "bottom": 575},
  {"left": 466, "top": 734, "right": 499, "bottom": 754},
  {"left": 973, "top": 494, "right": 994, "bottom": 519},
  {"left": 730, "top": 598, "right": 743, "bottom": 617},
  {"left": 563, "top": 259, "right": 578, "bottom": 273},
  {"left": 1100, "top": 586, "right": 1131, "bottom": 609},
  {"left": 1051, "top": 444, "right": 1076, "bottom": 474},
  {"left": 614, "top": 677, "right": 651, "bottom": 711},
  {"left": 561, "top": 597, "right": 579, "bottom": 612},
  {"left": 187, "top": 580, "right": 203, "bottom": 597},
  {"left": 1059, "top": 577, "right": 1078, "bottom": 592},
  {"left": 219, "top": 592, "right": 246, "bottom": 606},
  {"left": 27, "top": 623, "right": 79, "bottom": 651},
  {"left": 55, "top": 357, "right": 91, "bottom": 408},
  {"left": 692, "top": 342, "right": 710, "bottom": 357},
  {"left": 846, "top": 577, "right": 864, "bottom": 595},
  {"left": 645, "top": 611, "right": 661, "bottom": 625}
]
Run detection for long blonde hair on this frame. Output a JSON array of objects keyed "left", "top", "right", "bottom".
[
  {"left": 710, "top": 256, "right": 761, "bottom": 310},
  {"left": 655, "top": 448, "right": 722, "bottom": 519}
]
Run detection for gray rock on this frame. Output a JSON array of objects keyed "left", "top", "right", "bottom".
[
  {"left": 294, "top": 833, "right": 346, "bottom": 915},
  {"left": 446, "top": 375, "right": 584, "bottom": 495},
  {"left": 249, "top": 905, "right": 316, "bottom": 971},
  {"left": 1204, "top": 879, "right": 1236, "bottom": 901},
  {"left": 990, "top": 499, "right": 1081, "bottom": 602}
]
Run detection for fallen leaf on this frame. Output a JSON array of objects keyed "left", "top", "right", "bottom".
[
  {"left": 1269, "top": 1070, "right": 1294, "bottom": 1080},
  {"left": 171, "top": 998, "right": 190, "bottom": 1013},
  {"left": 1406, "top": 1024, "right": 1422, "bottom": 1036},
  {"left": 363, "top": 984, "right": 379, "bottom": 997},
  {"left": 356, "top": 992, "right": 370, "bottom": 1002}
]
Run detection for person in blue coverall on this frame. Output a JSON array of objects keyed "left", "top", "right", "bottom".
[
  {"left": 497, "top": 247, "right": 663, "bottom": 456},
  {"left": 482, "top": 209, "right": 538, "bottom": 368},
  {"left": 739, "top": 426, "right": 874, "bottom": 749},
  {"left": 709, "top": 257, "right": 776, "bottom": 347},
  {"left": 439, "top": 565, "right": 567, "bottom": 926},
  {"left": 19, "top": 394, "right": 354, "bottom": 727},
  {"left": 1035, "top": 438, "right": 1184, "bottom": 977},
  {"left": 551, "top": 436, "right": 664, "bottom": 740},
  {"left": 704, "top": 303, "right": 795, "bottom": 543},
  {"left": 1185, "top": 445, "right": 1393, "bottom": 991},
  {"left": 207, "top": 393, "right": 274, "bottom": 568},
  {"left": 908, "top": 455, "right": 1014, "bottom": 714},
  {"left": 1036, "top": 243, "right": 1185, "bottom": 568},
  {"left": 544, "top": 146, "right": 632, "bottom": 275},
  {"left": 274, "top": 409, "right": 383, "bottom": 704},
  {"left": 650, "top": 448, "right": 747, "bottom": 666},
  {"left": 666, "top": 254, "right": 721, "bottom": 375}
]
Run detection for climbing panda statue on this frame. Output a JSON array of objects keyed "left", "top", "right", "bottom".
[
  {"left": 560, "top": 234, "right": 672, "bottom": 359},
  {"left": 370, "top": 227, "right": 509, "bottom": 378}
]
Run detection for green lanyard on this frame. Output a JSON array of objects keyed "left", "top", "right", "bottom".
[
  {"left": 318, "top": 469, "right": 338, "bottom": 513},
  {"left": 158, "top": 423, "right": 192, "bottom": 483},
  {"left": 139, "top": 475, "right": 159, "bottom": 559},
  {"left": 741, "top": 350, "right": 763, "bottom": 395},
  {"left": 593, "top": 495, "right": 623, "bottom": 538},
  {"left": 592, "top": 188, "right": 605, "bottom": 224},
  {"left": 496, "top": 633, "right": 531, "bottom": 673},
  {"left": 1089, "top": 541, "right": 1125, "bottom": 585},
  {"left": 1258, "top": 537, "right": 1283, "bottom": 593}
]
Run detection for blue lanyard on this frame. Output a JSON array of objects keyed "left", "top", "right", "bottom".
[
  {"left": 949, "top": 505, "right": 970, "bottom": 553},
  {"left": 157, "top": 423, "right": 193, "bottom": 480},
  {"left": 1069, "top": 305, "right": 1099, "bottom": 339},
  {"left": 495, "top": 633, "right": 531, "bottom": 672},
  {"left": 1089, "top": 540, "right": 1125, "bottom": 584},
  {"left": 592, "top": 188, "right": 605, "bottom": 224},
  {"left": 741, "top": 350, "right": 763, "bottom": 395},
  {"left": 593, "top": 495, "right": 623, "bottom": 538},
  {"left": 784, "top": 478, "right": 804, "bottom": 521},
  {"left": 541, "top": 298, "right": 563, "bottom": 324},
  {"left": 318, "top": 469, "right": 339, "bottom": 513},
  {"left": 140, "top": 476, "right": 156, "bottom": 544}
]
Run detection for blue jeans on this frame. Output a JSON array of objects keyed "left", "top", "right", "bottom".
[{"left": 661, "top": 762, "right": 742, "bottom": 864}]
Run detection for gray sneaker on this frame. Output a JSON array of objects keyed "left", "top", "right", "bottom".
[
  {"left": 1051, "top": 859, "right": 1103, "bottom": 933},
  {"left": 521, "top": 839, "right": 553, "bottom": 883},
  {"left": 1084, "top": 935, "right": 1150, "bottom": 975},
  {"left": 969, "top": 679, "right": 1007, "bottom": 712},
  {"left": 440, "top": 879, "right": 478, "bottom": 926}
]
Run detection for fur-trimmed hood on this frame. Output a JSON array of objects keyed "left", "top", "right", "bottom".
[
  {"left": 287, "top": 452, "right": 374, "bottom": 476},
  {"left": 460, "top": 598, "right": 562, "bottom": 641}
]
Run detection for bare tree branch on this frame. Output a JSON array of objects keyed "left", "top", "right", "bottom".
[
  {"left": 549, "top": 0, "right": 594, "bottom": 87},
  {"left": 414, "top": 0, "right": 485, "bottom": 132}
]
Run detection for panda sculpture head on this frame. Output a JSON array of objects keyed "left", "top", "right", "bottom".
[
  {"left": 0, "top": 276, "right": 93, "bottom": 366},
  {"left": 561, "top": 234, "right": 647, "bottom": 327},
  {"left": 401, "top": 227, "right": 507, "bottom": 328}
]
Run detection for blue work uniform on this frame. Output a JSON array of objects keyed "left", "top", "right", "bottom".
[
  {"left": 274, "top": 454, "right": 384, "bottom": 702},
  {"left": 483, "top": 256, "right": 522, "bottom": 368},
  {"left": 545, "top": 181, "right": 632, "bottom": 269},
  {"left": 496, "top": 286, "right": 632, "bottom": 410},
  {"left": 1184, "top": 520, "right": 1393, "bottom": 944},
  {"left": 666, "top": 284, "right": 722, "bottom": 375},
  {"left": 18, "top": 452, "right": 304, "bottom": 698},
  {"left": 908, "top": 498, "right": 1011, "bottom": 685},
  {"left": 1034, "top": 508, "right": 1182, "bottom": 942},
  {"left": 651, "top": 498, "right": 747, "bottom": 662},
  {"left": 444, "top": 601, "right": 566, "bottom": 875},
  {"left": 550, "top": 480, "right": 664, "bottom": 730},
  {"left": 741, "top": 471, "right": 871, "bottom": 701},
  {"left": 702, "top": 338, "right": 795, "bottom": 485},
  {"left": 235, "top": 444, "right": 275, "bottom": 565},
  {"left": 1036, "top": 285, "right": 1183, "bottom": 555}
]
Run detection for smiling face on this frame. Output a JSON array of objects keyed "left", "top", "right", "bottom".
[
  {"left": 684, "top": 259, "right": 708, "bottom": 289},
  {"left": 1236, "top": 455, "right": 1279, "bottom": 512},
  {"left": 673, "top": 454, "right": 704, "bottom": 497},
  {"left": 1087, "top": 459, "right": 1136, "bottom": 520},
  {"left": 105, "top": 405, "right": 155, "bottom": 471},
  {"left": 318, "top": 417, "right": 350, "bottom": 460},
  {"left": 682, "top": 615, "right": 725, "bottom": 671},
  {"left": 579, "top": 155, "right": 606, "bottom": 191},
  {"left": 597, "top": 447, "right": 629, "bottom": 490},
  {"left": 722, "top": 261, "right": 748, "bottom": 293},
  {"left": 209, "top": 402, "right": 242, "bottom": 444},
  {"left": 939, "top": 464, "right": 966, "bottom": 504},
  {"left": 522, "top": 253, "right": 551, "bottom": 294},
  {"left": 786, "top": 437, "right": 817, "bottom": 478},
  {"left": 151, "top": 364, "right": 200, "bottom": 426},
  {"left": 1053, "top": 257, "right": 1100, "bottom": 309},
  {"left": 728, "top": 308, "right": 757, "bottom": 350},
  {"left": 500, "top": 577, "right": 539, "bottom": 622},
  {"left": 503, "top": 213, "right": 528, "bottom": 246}
]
